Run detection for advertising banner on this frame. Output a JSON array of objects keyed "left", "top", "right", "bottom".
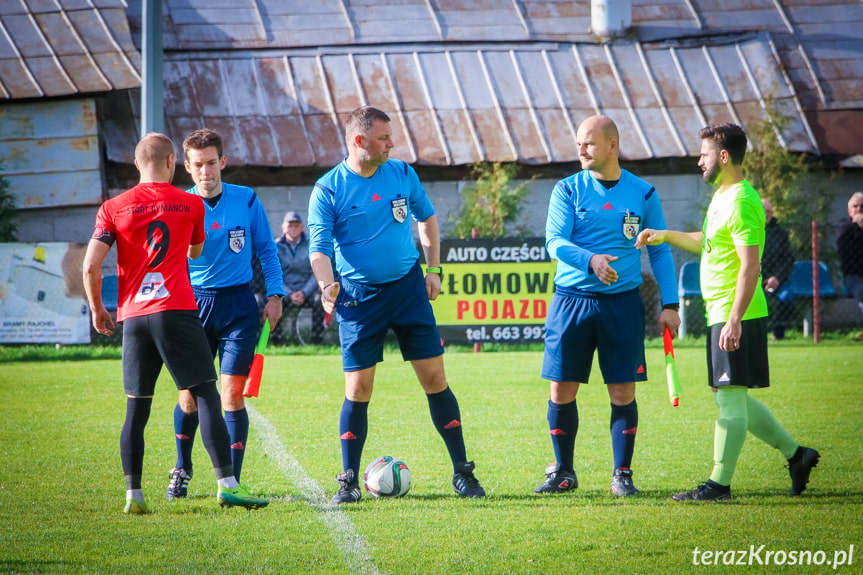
[
  {"left": 0, "top": 243, "right": 91, "bottom": 344},
  {"left": 430, "top": 237, "right": 556, "bottom": 344}
]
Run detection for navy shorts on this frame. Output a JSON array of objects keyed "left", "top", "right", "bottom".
[
  {"left": 122, "top": 309, "right": 217, "bottom": 396},
  {"left": 194, "top": 284, "right": 259, "bottom": 376},
  {"left": 707, "top": 317, "right": 770, "bottom": 389},
  {"left": 337, "top": 262, "right": 444, "bottom": 371},
  {"left": 541, "top": 286, "right": 647, "bottom": 384}
]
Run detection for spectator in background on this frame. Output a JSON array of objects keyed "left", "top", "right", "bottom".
[
  {"left": 274, "top": 211, "right": 325, "bottom": 344},
  {"left": 838, "top": 191, "right": 863, "bottom": 320},
  {"left": 761, "top": 199, "right": 794, "bottom": 339}
]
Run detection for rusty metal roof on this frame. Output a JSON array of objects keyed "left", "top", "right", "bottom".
[
  {"left": 4, "top": 0, "right": 862, "bottom": 167},
  {"left": 118, "top": 0, "right": 863, "bottom": 116},
  {"left": 0, "top": 0, "right": 141, "bottom": 100},
  {"left": 101, "top": 32, "right": 820, "bottom": 168}
]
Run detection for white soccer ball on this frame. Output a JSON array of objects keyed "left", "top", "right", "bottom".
[{"left": 363, "top": 456, "right": 411, "bottom": 498}]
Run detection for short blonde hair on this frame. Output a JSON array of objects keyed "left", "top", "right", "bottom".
[{"left": 135, "top": 132, "right": 176, "bottom": 167}]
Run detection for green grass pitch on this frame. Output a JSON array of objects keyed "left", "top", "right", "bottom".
[{"left": 1, "top": 343, "right": 861, "bottom": 574}]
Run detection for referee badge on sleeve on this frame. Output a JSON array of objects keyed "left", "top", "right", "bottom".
[
  {"left": 623, "top": 214, "right": 640, "bottom": 240},
  {"left": 391, "top": 198, "right": 407, "bottom": 223}
]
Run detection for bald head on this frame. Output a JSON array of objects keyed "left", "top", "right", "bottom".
[
  {"left": 576, "top": 115, "right": 621, "bottom": 178},
  {"left": 762, "top": 198, "right": 774, "bottom": 223},
  {"left": 849, "top": 191, "right": 863, "bottom": 220},
  {"left": 134, "top": 132, "right": 177, "bottom": 183},
  {"left": 582, "top": 115, "right": 619, "bottom": 142}
]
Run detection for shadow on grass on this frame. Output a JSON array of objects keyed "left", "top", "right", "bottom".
[{"left": 0, "top": 559, "right": 79, "bottom": 573}]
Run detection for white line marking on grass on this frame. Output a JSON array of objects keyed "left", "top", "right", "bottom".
[{"left": 247, "top": 405, "right": 381, "bottom": 575}]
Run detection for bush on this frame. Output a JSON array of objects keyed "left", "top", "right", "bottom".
[{"left": 450, "top": 162, "right": 530, "bottom": 239}]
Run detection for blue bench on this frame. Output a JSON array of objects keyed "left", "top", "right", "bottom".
[
  {"left": 787, "top": 260, "right": 836, "bottom": 336},
  {"left": 677, "top": 261, "right": 701, "bottom": 337},
  {"left": 787, "top": 260, "right": 836, "bottom": 298}
]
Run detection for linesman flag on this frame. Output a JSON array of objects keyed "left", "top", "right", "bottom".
[
  {"left": 243, "top": 320, "right": 271, "bottom": 398},
  {"left": 663, "top": 327, "right": 683, "bottom": 407}
]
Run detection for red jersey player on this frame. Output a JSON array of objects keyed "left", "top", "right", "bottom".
[{"left": 82, "top": 133, "right": 269, "bottom": 514}]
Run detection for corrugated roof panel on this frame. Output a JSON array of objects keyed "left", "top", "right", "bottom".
[
  {"left": 700, "top": 9, "right": 786, "bottom": 32},
  {"left": 60, "top": 55, "right": 111, "bottom": 93},
  {"left": 235, "top": 115, "right": 279, "bottom": 165},
  {"left": 537, "top": 108, "right": 578, "bottom": 162},
  {"left": 0, "top": 59, "right": 36, "bottom": 98},
  {"left": 387, "top": 53, "right": 427, "bottom": 111},
  {"left": 738, "top": 40, "right": 791, "bottom": 99},
  {"left": 415, "top": 52, "right": 461, "bottom": 111},
  {"left": 579, "top": 45, "right": 628, "bottom": 112},
  {"left": 666, "top": 107, "right": 708, "bottom": 155},
  {"left": 5, "top": 14, "right": 52, "bottom": 57},
  {"left": 468, "top": 108, "right": 514, "bottom": 161},
  {"left": 256, "top": 57, "right": 302, "bottom": 116},
  {"left": 351, "top": 2, "right": 439, "bottom": 43},
  {"left": 631, "top": 107, "right": 682, "bottom": 158},
  {"left": 163, "top": 61, "right": 200, "bottom": 118},
  {"left": 513, "top": 51, "right": 559, "bottom": 109},
  {"left": 437, "top": 9, "right": 527, "bottom": 42},
  {"left": 187, "top": 60, "right": 232, "bottom": 117},
  {"left": 673, "top": 48, "right": 725, "bottom": 106},
  {"left": 0, "top": 4, "right": 139, "bottom": 100},
  {"left": 480, "top": 51, "right": 525, "bottom": 110},
  {"left": 320, "top": 54, "right": 367, "bottom": 113},
  {"left": 632, "top": 2, "right": 696, "bottom": 23},
  {"left": 545, "top": 49, "right": 596, "bottom": 114},
  {"left": 447, "top": 51, "right": 494, "bottom": 109},
  {"left": 501, "top": 108, "right": 548, "bottom": 164},
  {"left": 269, "top": 115, "right": 316, "bottom": 166},
  {"left": 382, "top": 112, "right": 415, "bottom": 163},
  {"left": 222, "top": 58, "right": 264, "bottom": 117},
  {"left": 166, "top": 114, "right": 205, "bottom": 152},
  {"left": 608, "top": 44, "right": 655, "bottom": 110},
  {"left": 304, "top": 113, "right": 346, "bottom": 165},
  {"left": 99, "top": 34, "right": 820, "bottom": 167},
  {"left": 707, "top": 44, "right": 758, "bottom": 104},
  {"left": 520, "top": 0, "right": 590, "bottom": 38},
  {"left": 26, "top": 57, "right": 77, "bottom": 96},
  {"left": 402, "top": 110, "right": 447, "bottom": 165},
  {"left": 291, "top": 56, "right": 334, "bottom": 115},
  {"left": 437, "top": 108, "right": 482, "bottom": 165},
  {"left": 769, "top": 98, "right": 813, "bottom": 150},
  {"left": 34, "top": 12, "right": 80, "bottom": 55},
  {"left": 733, "top": 100, "right": 774, "bottom": 135},
  {"left": 353, "top": 53, "right": 399, "bottom": 111},
  {"left": 641, "top": 49, "right": 688, "bottom": 108}
]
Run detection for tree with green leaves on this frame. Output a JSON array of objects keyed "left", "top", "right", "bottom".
[
  {"left": 0, "top": 162, "right": 18, "bottom": 242},
  {"left": 743, "top": 101, "right": 838, "bottom": 259},
  {"left": 450, "top": 162, "right": 530, "bottom": 239}
]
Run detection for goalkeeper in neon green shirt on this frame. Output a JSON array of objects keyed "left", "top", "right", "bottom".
[{"left": 636, "top": 123, "right": 820, "bottom": 501}]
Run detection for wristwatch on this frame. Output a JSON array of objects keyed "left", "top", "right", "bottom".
[{"left": 426, "top": 266, "right": 443, "bottom": 277}]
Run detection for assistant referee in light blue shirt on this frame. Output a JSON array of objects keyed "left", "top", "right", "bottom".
[{"left": 308, "top": 106, "right": 485, "bottom": 504}]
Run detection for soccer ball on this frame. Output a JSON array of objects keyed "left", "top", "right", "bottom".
[{"left": 363, "top": 456, "right": 411, "bottom": 498}]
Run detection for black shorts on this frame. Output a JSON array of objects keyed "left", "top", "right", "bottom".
[
  {"left": 706, "top": 317, "right": 770, "bottom": 389},
  {"left": 122, "top": 309, "right": 217, "bottom": 396}
]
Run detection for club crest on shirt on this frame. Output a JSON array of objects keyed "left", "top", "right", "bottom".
[
  {"left": 623, "top": 214, "right": 641, "bottom": 240},
  {"left": 229, "top": 228, "right": 245, "bottom": 253},
  {"left": 391, "top": 198, "right": 407, "bottom": 223}
]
